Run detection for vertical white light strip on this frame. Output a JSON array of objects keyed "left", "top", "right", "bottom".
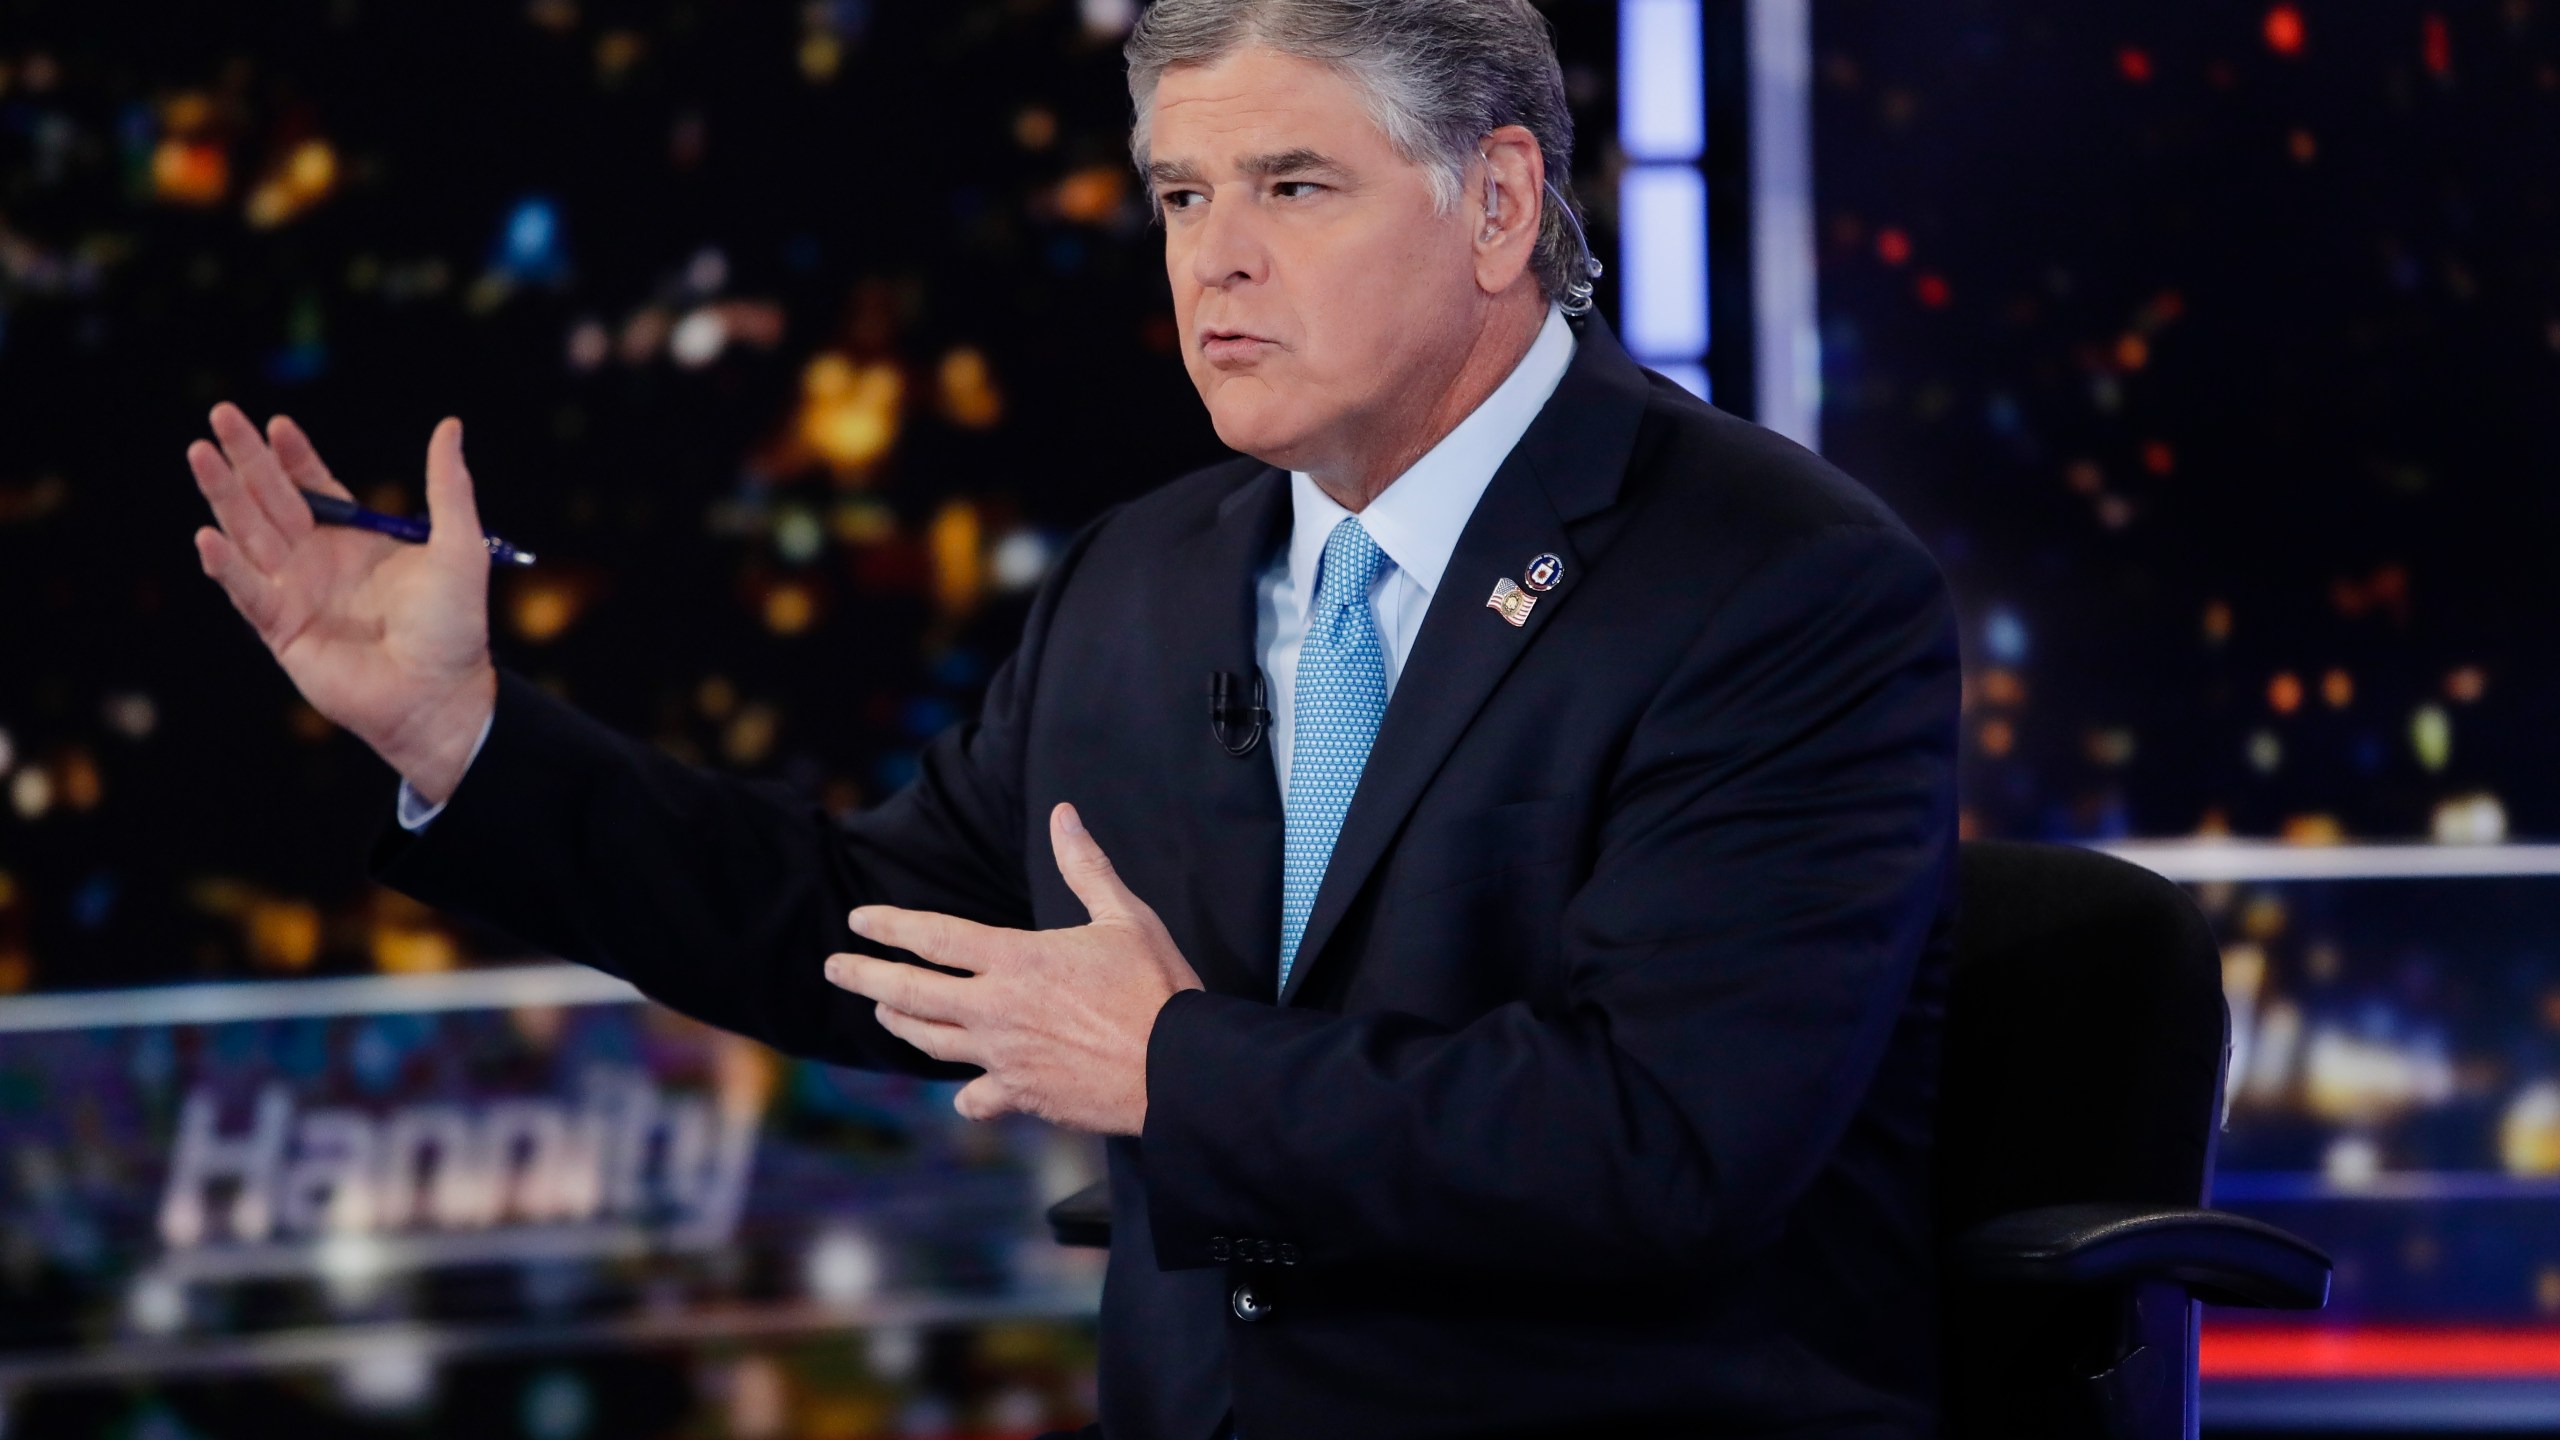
[
  {"left": 1620, "top": 0, "right": 1705, "bottom": 161},
  {"left": 1618, "top": 0, "right": 1709, "bottom": 400},
  {"left": 1747, "top": 0, "right": 1821, "bottom": 449},
  {"left": 1620, "top": 168, "right": 1709, "bottom": 359}
]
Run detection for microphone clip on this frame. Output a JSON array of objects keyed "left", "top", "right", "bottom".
[{"left": 1208, "top": 671, "right": 1270, "bottom": 758}]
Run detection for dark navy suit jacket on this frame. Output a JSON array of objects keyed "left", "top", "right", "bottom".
[{"left": 371, "top": 314, "right": 1962, "bottom": 1439}]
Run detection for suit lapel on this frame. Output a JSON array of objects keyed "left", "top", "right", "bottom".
[
  {"left": 1162, "top": 465, "right": 1292, "bottom": 999},
  {"left": 1278, "top": 314, "right": 1655, "bottom": 1006}
]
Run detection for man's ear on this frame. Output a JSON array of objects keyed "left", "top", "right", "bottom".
[{"left": 1472, "top": 124, "right": 1546, "bottom": 297}]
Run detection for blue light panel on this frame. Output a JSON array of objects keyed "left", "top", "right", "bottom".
[
  {"left": 1618, "top": 0, "right": 1710, "bottom": 399},
  {"left": 1620, "top": 0, "right": 1706, "bottom": 163}
]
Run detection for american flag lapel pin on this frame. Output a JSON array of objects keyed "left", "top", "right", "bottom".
[{"left": 1486, "top": 577, "right": 1536, "bottom": 627}]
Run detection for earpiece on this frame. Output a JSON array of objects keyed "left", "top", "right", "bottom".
[
  {"left": 1541, "top": 179, "right": 1604, "bottom": 315},
  {"left": 1479, "top": 148, "right": 1606, "bottom": 315}
]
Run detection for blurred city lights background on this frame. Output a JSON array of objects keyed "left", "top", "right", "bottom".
[
  {"left": 1817, "top": 2, "right": 2560, "bottom": 1425},
  {"left": 0, "top": 0, "right": 2555, "bottom": 1433}
]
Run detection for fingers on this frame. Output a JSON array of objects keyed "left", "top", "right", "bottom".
[
  {"left": 824, "top": 952, "right": 978, "bottom": 1023},
  {"left": 208, "top": 402, "right": 316, "bottom": 547},
  {"left": 421, "top": 417, "right": 487, "bottom": 570},
  {"left": 188, "top": 437, "right": 291, "bottom": 576},
  {"left": 847, "top": 904, "right": 999, "bottom": 974},
  {"left": 873, "top": 1004, "right": 985, "bottom": 1067},
  {"left": 194, "top": 525, "right": 278, "bottom": 632},
  {"left": 267, "top": 414, "right": 355, "bottom": 501},
  {"left": 1049, "top": 802, "right": 1138, "bottom": 922}
]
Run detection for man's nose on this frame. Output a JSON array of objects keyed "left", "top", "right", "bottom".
[{"left": 1187, "top": 190, "right": 1269, "bottom": 290}]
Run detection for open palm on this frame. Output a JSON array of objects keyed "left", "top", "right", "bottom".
[{"left": 188, "top": 404, "right": 497, "bottom": 796}]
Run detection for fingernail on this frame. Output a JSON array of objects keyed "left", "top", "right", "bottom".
[
  {"left": 823, "top": 955, "right": 845, "bottom": 983},
  {"left": 847, "top": 907, "right": 876, "bottom": 935},
  {"left": 1056, "top": 803, "right": 1085, "bottom": 836}
]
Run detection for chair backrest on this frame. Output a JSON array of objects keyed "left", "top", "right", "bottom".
[
  {"left": 1936, "top": 841, "right": 2231, "bottom": 1435},
  {"left": 1937, "top": 840, "right": 2230, "bottom": 1238}
]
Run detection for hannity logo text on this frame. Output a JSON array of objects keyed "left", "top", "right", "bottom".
[{"left": 151, "top": 1069, "right": 756, "bottom": 1282}]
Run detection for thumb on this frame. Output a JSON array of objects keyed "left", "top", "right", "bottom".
[
  {"left": 423, "top": 417, "right": 487, "bottom": 570},
  {"left": 953, "top": 1074, "right": 1010, "bottom": 1123},
  {"left": 1051, "top": 802, "right": 1136, "bottom": 922}
]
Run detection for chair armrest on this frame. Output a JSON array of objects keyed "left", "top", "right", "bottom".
[
  {"left": 1047, "top": 1180, "right": 1113, "bottom": 1249},
  {"left": 1955, "top": 1202, "right": 2331, "bottom": 1310}
]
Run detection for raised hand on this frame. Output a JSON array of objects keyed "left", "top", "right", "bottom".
[
  {"left": 822, "top": 802, "right": 1207, "bottom": 1134},
  {"left": 188, "top": 404, "right": 497, "bottom": 804}
]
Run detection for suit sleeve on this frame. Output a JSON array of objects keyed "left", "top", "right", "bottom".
[
  {"left": 366, "top": 512, "right": 1115, "bottom": 1075},
  {"left": 1140, "top": 521, "right": 1962, "bottom": 1279}
]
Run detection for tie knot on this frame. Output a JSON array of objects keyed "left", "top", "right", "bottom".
[{"left": 1315, "top": 517, "right": 1391, "bottom": 610}]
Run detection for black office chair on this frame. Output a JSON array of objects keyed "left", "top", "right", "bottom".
[
  {"left": 1937, "top": 840, "right": 2329, "bottom": 1437},
  {"left": 1046, "top": 840, "right": 2333, "bottom": 1438}
]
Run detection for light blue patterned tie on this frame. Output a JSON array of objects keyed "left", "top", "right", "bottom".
[{"left": 1277, "top": 517, "right": 1393, "bottom": 996}]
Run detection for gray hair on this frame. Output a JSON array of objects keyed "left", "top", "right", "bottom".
[{"left": 1125, "top": 0, "right": 1597, "bottom": 313}]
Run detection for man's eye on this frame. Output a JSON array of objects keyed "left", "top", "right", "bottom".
[
  {"left": 1161, "top": 189, "right": 1204, "bottom": 211},
  {"left": 1273, "top": 181, "right": 1323, "bottom": 199}
]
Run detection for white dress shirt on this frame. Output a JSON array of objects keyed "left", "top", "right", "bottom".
[
  {"left": 394, "top": 708, "right": 492, "bottom": 830},
  {"left": 398, "top": 304, "right": 1577, "bottom": 831},
  {"left": 1256, "top": 303, "right": 1576, "bottom": 800}
]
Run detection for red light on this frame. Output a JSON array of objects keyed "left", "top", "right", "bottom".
[
  {"left": 2422, "top": 13, "right": 2451, "bottom": 76},
  {"left": 2142, "top": 439, "right": 2176, "bottom": 475},
  {"left": 1875, "top": 227, "right": 1912, "bottom": 265},
  {"left": 2265, "top": 4, "right": 2306, "bottom": 56},
  {"left": 1915, "top": 273, "right": 1951, "bottom": 308},
  {"left": 2117, "top": 46, "right": 2154, "bottom": 83},
  {"left": 2205, "top": 1325, "right": 2560, "bottom": 1379}
]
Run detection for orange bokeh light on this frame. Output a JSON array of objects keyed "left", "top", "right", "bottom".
[
  {"left": 150, "top": 139, "right": 229, "bottom": 207},
  {"left": 1055, "top": 165, "right": 1129, "bottom": 225},
  {"left": 1977, "top": 718, "right": 2015, "bottom": 758},
  {"left": 2268, "top": 671, "right": 2304, "bottom": 715}
]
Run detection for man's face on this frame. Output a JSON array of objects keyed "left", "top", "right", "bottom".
[{"left": 1146, "top": 47, "right": 1485, "bottom": 474}]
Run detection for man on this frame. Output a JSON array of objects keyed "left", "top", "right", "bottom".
[{"left": 186, "top": 1, "right": 1959, "bottom": 1435}]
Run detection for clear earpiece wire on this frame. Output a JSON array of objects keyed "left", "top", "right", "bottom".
[{"left": 1542, "top": 179, "right": 1603, "bottom": 316}]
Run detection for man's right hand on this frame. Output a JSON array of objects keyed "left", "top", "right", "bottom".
[{"left": 188, "top": 404, "right": 497, "bottom": 807}]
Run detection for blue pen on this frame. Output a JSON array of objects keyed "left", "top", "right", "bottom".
[{"left": 299, "top": 487, "right": 537, "bottom": 566}]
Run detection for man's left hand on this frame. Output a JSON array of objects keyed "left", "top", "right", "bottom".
[{"left": 823, "top": 801, "right": 1205, "bottom": 1134}]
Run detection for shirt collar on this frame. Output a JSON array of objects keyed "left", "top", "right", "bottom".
[{"left": 1288, "top": 303, "right": 1578, "bottom": 599}]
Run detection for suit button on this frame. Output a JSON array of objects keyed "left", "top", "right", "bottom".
[
  {"left": 1256, "top": 1239, "right": 1276, "bottom": 1264},
  {"left": 1210, "top": 1236, "right": 1231, "bottom": 1261},
  {"left": 1230, "top": 1283, "right": 1273, "bottom": 1323},
  {"left": 1279, "top": 1243, "right": 1300, "bottom": 1266}
]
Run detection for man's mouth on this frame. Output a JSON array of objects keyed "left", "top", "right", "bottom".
[{"left": 1198, "top": 329, "right": 1278, "bottom": 365}]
